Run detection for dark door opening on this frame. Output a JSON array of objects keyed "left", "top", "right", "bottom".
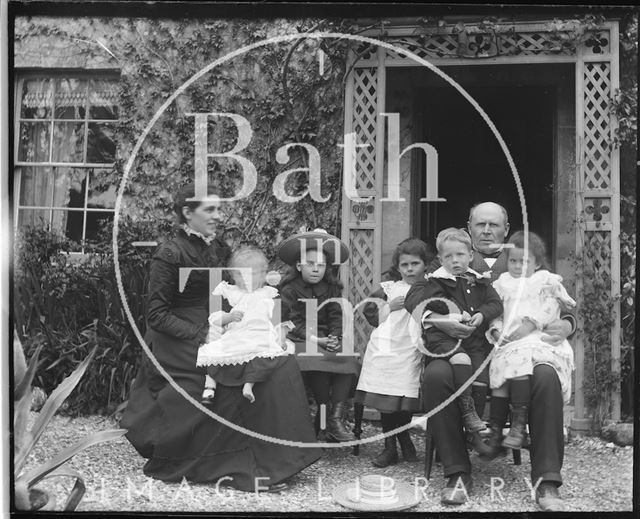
[{"left": 414, "top": 75, "right": 555, "bottom": 254}]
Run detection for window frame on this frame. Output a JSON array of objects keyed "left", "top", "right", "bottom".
[{"left": 13, "top": 70, "right": 121, "bottom": 254}]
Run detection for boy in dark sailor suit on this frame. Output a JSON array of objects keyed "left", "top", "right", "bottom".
[{"left": 405, "top": 228, "right": 502, "bottom": 456}]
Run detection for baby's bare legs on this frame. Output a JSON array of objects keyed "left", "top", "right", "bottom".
[
  {"left": 242, "top": 382, "right": 255, "bottom": 403},
  {"left": 201, "top": 374, "right": 217, "bottom": 404}
]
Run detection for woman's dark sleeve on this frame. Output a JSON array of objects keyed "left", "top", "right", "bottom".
[
  {"left": 146, "top": 243, "right": 206, "bottom": 340},
  {"left": 362, "top": 287, "right": 387, "bottom": 328},
  {"left": 280, "top": 284, "right": 307, "bottom": 340}
]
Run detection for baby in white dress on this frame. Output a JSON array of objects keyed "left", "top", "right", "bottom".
[{"left": 197, "top": 247, "right": 292, "bottom": 404}]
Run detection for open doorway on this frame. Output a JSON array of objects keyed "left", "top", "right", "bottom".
[{"left": 405, "top": 65, "right": 558, "bottom": 255}]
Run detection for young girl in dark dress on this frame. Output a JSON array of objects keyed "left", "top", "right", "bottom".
[
  {"left": 277, "top": 229, "right": 360, "bottom": 442},
  {"left": 121, "top": 184, "right": 321, "bottom": 492}
]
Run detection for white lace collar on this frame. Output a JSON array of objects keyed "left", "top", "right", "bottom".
[
  {"left": 181, "top": 224, "right": 215, "bottom": 245},
  {"left": 428, "top": 266, "right": 491, "bottom": 281}
]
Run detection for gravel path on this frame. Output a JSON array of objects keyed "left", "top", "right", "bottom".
[{"left": 22, "top": 414, "right": 633, "bottom": 513}]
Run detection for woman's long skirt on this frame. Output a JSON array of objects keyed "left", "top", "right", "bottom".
[{"left": 121, "top": 307, "right": 321, "bottom": 492}]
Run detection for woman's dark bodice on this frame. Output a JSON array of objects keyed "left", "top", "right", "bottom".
[{"left": 146, "top": 229, "right": 230, "bottom": 339}]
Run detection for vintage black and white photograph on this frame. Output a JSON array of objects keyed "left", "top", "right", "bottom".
[{"left": 7, "top": 1, "right": 637, "bottom": 514}]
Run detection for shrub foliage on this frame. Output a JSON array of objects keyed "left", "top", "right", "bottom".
[{"left": 14, "top": 219, "right": 169, "bottom": 414}]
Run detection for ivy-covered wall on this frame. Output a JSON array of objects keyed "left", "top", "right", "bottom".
[
  {"left": 13, "top": 16, "right": 353, "bottom": 413},
  {"left": 14, "top": 16, "right": 350, "bottom": 259}
]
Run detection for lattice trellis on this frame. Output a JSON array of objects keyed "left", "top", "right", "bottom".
[
  {"left": 342, "top": 21, "right": 621, "bottom": 420},
  {"left": 342, "top": 62, "right": 380, "bottom": 355},
  {"left": 385, "top": 34, "right": 458, "bottom": 60},
  {"left": 583, "top": 63, "right": 612, "bottom": 190},
  {"left": 349, "top": 229, "right": 375, "bottom": 349},
  {"left": 499, "top": 31, "right": 576, "bottom": 55},
  {"left": 352, "top": 69, "right": 378, "bottom": 191},
  {"left": 584, "top": 231, "right": 612, "bottom": 283},
  {"left": 379, "top": 29, "right": 589, "bottom": 62},
  {"left": 575, "top": 30, "right": 620, "bottom": 421},
  {"left": 353, "top": 41, "right": 378, "bottom": 61}
]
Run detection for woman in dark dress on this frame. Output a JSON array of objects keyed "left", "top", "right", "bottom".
[{"left": 121, "top": 183, "right": 321, "bottom": 492}]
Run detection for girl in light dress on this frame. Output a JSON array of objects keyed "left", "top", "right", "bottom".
[
  {"left": 484, "top": 231, "right": 576, "bottom": 452},
  {"left": 355, "top": 238, "right": 432, "bottom": 467},
  {"left": 197, "top": 246, "right": 292, "bottom": 404}
]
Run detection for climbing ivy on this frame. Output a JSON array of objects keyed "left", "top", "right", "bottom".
[
  {"left": 15, "top": 16, "right": 357, "bottom": 261},
  {"left": 13, "top": 16, "right": 357, "bottom": 412}
]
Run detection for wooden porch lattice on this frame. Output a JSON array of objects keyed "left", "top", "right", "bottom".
[{"left": 341, "top": 20, "right": 621, "bottom": 422}]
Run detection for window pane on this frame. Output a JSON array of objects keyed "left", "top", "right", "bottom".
[
  {"left": 52, "top": 122, "right": 85, "bottom": 162},
  {"left": 18, "top": 167, "right": 54, "bottom": 207},
  {"left": 54, "top": 78, "right": 87, "bottom": 119},
  {"left": 85, "top": 211, "right": 113, "bottom": 242},
  {"left": 18, "top": 122, "right": 50, "bottom": 162},
  {"left": 88, "top": 79, "right": 119, "bottom": 119},
  {"left": 16, "top": 75, "right": 119, "bottom": 249},
  {"left": 20, "top": 79, "right": 53, "bottom": 119},
  {"left": 87, "top": 123, "right": 116, "bottom": 163},
  {"left": 54, "top": 167, "right": 87, "bottom": 209},
  {"left": 53, "top": 209, "right": 83, "bottom": 246},
  {"left": 17, "top": 208, "right": 50, "bottom": 229},
  {"left": 87, "top": 169, "right": 116, "bottom": 209}
]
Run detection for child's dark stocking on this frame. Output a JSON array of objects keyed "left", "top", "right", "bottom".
[
  {"left": 329, "top": 373, "right": 352, "bottom": 404},
  {"left": 480, "top": 392, "right": 510, "bottom": 460},
  {"left": 394, "top": 411, "right": 417, "bottom": 462},
  {"left": 372, "top": 412, "right": 398, "bottom": 467},
  {"left": 471, "top": 384, "right": 488, "bottom": 420},
  {"left": 451, "top": 359, "right": 486, "bottom": 432},
  {"left": 305, "top": 371, "right": 330, "bottom": 439},
  {"left": 326, "top": 374, "right": 353, "bottom": 442},
  {"left": 465, "top": 383, "right": 492, "bottom": 455},
  {"left": 502, "top": 377, "right": 530, "bottom": 450}
]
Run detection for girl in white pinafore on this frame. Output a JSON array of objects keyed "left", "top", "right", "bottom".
[
  {"left": 196, "top": 247, "right": 290, "bottom": 404},
  {"left": 354, "top": 238, "right": 431, "bottom": 468}
]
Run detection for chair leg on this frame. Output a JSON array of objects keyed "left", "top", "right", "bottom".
[
  {"left": 424, "top": 423, "right": 434, "bottom": 479},
  {"left": 512, "top": 448, "right": 522, "bottom": 465},
  {"left": 352, "top": 402, "right": 364, "bottom": 456}
]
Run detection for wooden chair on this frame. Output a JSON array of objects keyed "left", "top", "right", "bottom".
[{"left": 423, "top": 420, "right": 523, "bottom": 479}]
